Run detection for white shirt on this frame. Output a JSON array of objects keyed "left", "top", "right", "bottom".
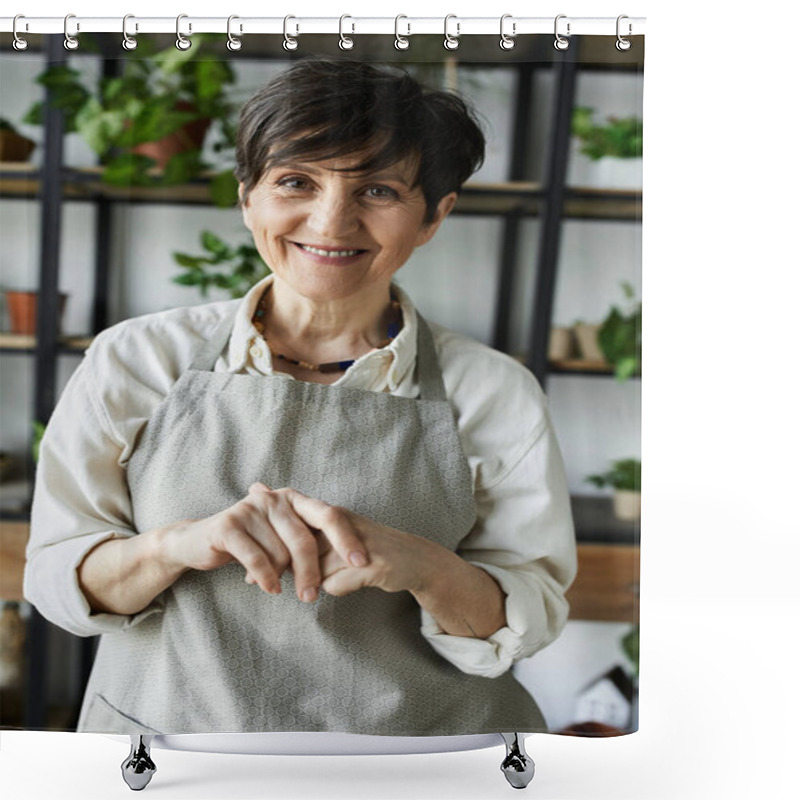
[{"left": 25, "top": 277, "right": 576, "bottom": 679}]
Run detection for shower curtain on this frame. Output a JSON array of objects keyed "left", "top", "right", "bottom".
[{"left": 0, "top": 23, "right": 643, "bottom": 740}]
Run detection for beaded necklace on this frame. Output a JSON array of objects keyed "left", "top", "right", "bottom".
[{"left": 251, "top": 291, "right": 402, "bottom": 374}]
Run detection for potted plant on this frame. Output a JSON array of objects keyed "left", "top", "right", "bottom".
[
  {"left": 586, "top": 458, "right": 641, "bottom": 521},
  {"left": 569, "top": 106, "right": 643, "bottom": 189},
  {"left": 23, "top": 34, "right": 239, "bottom": 206},
  {"left": 0, "top": 118, "right": 36, "bottom": 162},
  {"left": 2, "top": 289, "right": 67, "bottom": 335},
  {"left": 172, "top": 231, "right": 270, "bottom": 298},
  {"left": 597, "top": 281, "right": 641, "bottom": 381}
]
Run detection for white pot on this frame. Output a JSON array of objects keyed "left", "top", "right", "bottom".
[
  {"left": 613, "top": 489, "right": 641, "bottom": 521},
  {"left": 568, "top": 145, "right": 642, "bottom": 190},
  {"left": 548, "top": 327, "right": 574, "bottom": 361},
  {"left": 573, "top": 323, "right": 605, "bottom": 362}
]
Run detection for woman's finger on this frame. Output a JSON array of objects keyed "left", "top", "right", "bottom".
[
  {"left": 220, "top": 527, "right": 283, "bottom": 595},
  {"left": 284, "top": 490, "right": 368, "bottom": 568}
]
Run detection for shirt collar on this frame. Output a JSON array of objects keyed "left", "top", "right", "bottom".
[{"left": 225, "top": 276, "right": 418, "bottom": 393}]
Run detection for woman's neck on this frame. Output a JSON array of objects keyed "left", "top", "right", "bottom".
[{"left": 262, "top": 278, "right": 397, "bottom": 362}]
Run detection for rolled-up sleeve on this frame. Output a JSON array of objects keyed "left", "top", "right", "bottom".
[
  {"left": 24, "top": 350, "right": 164, "bottom": 637},
  {"left": 419, "top": 406, "right": 577, "bottom": 678}
]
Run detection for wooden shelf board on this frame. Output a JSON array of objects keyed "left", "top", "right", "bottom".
[
  {"left": 0, "top": 520, "right": 28, "bottom": 601},
  {"left": 567, "top": 543, "right": 640, "bottom": 623},
  {"left": 0, "top": 333, "right": 93, "bottom": 351}
]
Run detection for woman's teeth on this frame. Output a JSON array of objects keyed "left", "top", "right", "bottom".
[{"left": 299, "top": 244, "right": 361, "bottom": 257}]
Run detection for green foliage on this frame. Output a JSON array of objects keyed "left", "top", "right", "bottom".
[
  {"left": 586, "top": 458, "right": 641, "bottom": 492},
  {"left": 0, "top": 117, "right": 18, "bottom": 132},
  {"left": 22, "top": 34, "right": 237, "bottom": 199},
  {"left": 172, "top": 231, "right": 270, "bottom": 299},
  {"left": 31, "top": 421, "right": 46, "bottom": 462},
  {"left": 572, "top": 107, "right": 643, "bottom": 161},
  {"left": 622, "top": 625, "right": 639, "bottom": 678},
  {"left": 597, "top": 281, "right": 641, "bottom": 381}
]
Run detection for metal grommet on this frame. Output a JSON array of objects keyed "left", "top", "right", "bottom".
[
  {"left": 553, "top": 14, "right": 570, "bottom": 51},
  {"left": 339, "top": 15, "right": 354, "bottom": 50},
  {"left": 499, "top": 14, "right": 516, "bottom": 50},
  {"left": 64, "top": 13, "right": 79, "bottom": 51},
  {"left": 122, "top": 14, "right": 138, "bottom": 51},
  {"left": 227, "top": 15, "right": 242, "bottom": 51},
  {"left": 12, "top": 15, "right": 28, "bottom": 51},
  {"left": 283, "top": 15, "right": 299, "bottom": 51},
  {"left": 443, "top": 14, "right": 459, "bottom": 51},
  {"left": 616, "top": 15, "right": 632, "bottom": 51},
  {"left": 394, "top": 15, "right": 410, "bottom": 50},
  {"left": 175, "top": 14, "right": 192, "bottom": 51}
]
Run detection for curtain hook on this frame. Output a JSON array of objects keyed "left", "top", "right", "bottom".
[
  {"left": 500, "top": 14, "right": 516, "bottom": 50},
  {"left": 616, "top": 15, "right": 632, "bottom": 51},
  {"left": 175, "top": 14, "right": 192, "bottom": 50},
  {"left": 339, "top": 15, "right": 355, "bottom": 50},
  {"left": 64, "top": 13, "right": 79, "bottom": 51},
  {"left": 12, "top": 15, "right": 28, "bottom": 51},
  {"left": 283, "top": 15, "right": 299, "bottom": 51},
  {"left": 554, "top": 14, "right": 570, "bottom": 51},
  {"left": 394, "top": 15, "right": 410, "bottom": 50},
  {"left": 227, "top": 15, "right": 243, "bottom": 51},
  {"left": 122, "top": 15, "right": 138, "bottom": 51},
  {"left": 444, "top": 14, "right": 460, "bottom": 51}
]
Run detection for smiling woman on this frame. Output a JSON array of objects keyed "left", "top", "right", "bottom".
[{"left": 24, "top": 58, "right": 577, "bottom": 745}]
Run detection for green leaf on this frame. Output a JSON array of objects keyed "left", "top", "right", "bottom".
[
  {"left": 74, "top": 98, "right": 127, "bottom": 154},
  {"left": 102, "top": 153, "right": 156, "bottom": 186},
  {"left": 172, "top": 252, "right": 209, "bottom": 269},
  {"left": 209, "top": 169, "right": 240, "bottom": 208},
  {"left": 172, "top": 272, "right": 203, "bottom": 286},
  {"left": 161, "top": 149, "right": 204, "bottom": 185},
  {"left": 201, "top": 230, "right": 230, "bottom": 257}
]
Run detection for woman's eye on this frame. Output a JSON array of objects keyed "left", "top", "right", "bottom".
[
  {"left": 365, "top": 185, "right": 399, "bottom": 200},
  {"left": 277, "top": 177, "right": 310, "bottom": 191}
]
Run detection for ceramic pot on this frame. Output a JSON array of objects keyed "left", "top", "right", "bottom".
[
  {"left": 131, "top": 103, "right": 211, "bottom": 169},
  {"left": 0, "top": 129, "right": 36, "bottom": 162},
  {"left": 548, "top": 327, "right": 574, "bottom": 361},
  {"left": 613, "top": 489, "right": 641, "bottom": 521},
  {"left": 573, "top": 323, "right": 605, "bottom": 362},
  {"left": 3, "top": 291, "right": 67, "bottom": 335}
]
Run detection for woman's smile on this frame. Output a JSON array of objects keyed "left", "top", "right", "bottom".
[{"left": 292, "top": 241, "right": 369, "bottom": 265}]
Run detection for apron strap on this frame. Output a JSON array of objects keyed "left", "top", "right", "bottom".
[
  {"left": 415, "top": 314, "right": 447, "bottom": 402},
  {"left": 189, "top": 306, "right": 239, "bottom": 372},
  {"left": 188, "top": 303, "right": 448, "bottom": 403}
]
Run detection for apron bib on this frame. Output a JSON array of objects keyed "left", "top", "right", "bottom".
[{"left": 78, "top": 310, "right": 546, "bottom": 735}]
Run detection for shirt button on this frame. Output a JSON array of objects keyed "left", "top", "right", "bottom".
[{"left": 250, "top": 345, "right": 263, "bottom": 358}]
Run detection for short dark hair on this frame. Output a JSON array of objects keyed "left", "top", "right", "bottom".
[{"left": 235, "top": 58, "right": 485, "bottom": 222}]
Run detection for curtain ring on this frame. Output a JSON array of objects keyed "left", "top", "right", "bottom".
[
  {"left": 443, "top": 14, "right": 459, "bottom": 51},
  {"left": 122, "top": 15, "right": 138, "bottom": 51},
  {"left": 64, "top": 13, "right": 79, "bottom": 51},
  {"left": 394, "top": 15, "right": 410, "bottom": 50},
  {"left": 283, "top": 15, "right": 299, "bottom": 51},
  {"left": 12, "top": 15, "right": 28, "bottom": 51},
  {"left": 227, "top": 15, "right": 243, "bottom": 51},
  {"left": 553, "top": 14, "right": 570, "bottom": 51},
  {"left": 616, "top": 15, "right": 632, "bottom": 51},
  {"left": 176, "top": 14, "right": 192, "bottom": 50},
  {"left": 499, "top": 14, "right": 516, "bottom": 50},
  {"left": 339, "top": 15, "right": 355, "bottom": 50}
]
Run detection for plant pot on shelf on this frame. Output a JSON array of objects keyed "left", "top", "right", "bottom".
[
  {"left": 131, "top": 103, "right": 212, "bottom": 170},
  {"left": 573, "top": 323, "right": 606, "bottom": 363},
  {"left": 0, "top": 129, "right": 36, "bottom": 163},
  {"left": 612, "top": 489, "right": 641, "bottom": 522},
  {"left": 548, "top": 326, "right": 575, "bottom": 361},
  {"left": 3, "top": 291, "right": 67, "bottom": 336}
]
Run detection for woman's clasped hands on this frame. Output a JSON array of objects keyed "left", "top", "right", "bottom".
[{"left": 161, "top": 482, "right": 435, "bottom": 603}]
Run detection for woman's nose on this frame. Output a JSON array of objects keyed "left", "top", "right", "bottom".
[{"left": 307, "top": 190, "right": 360, "bottom": 239}]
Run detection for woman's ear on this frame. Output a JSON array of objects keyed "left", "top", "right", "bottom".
[
  {"left": 239, "top": 183, "right": 253, "bottom": 231},
  {"left": 414, "top": 192, "right": 458, "bottom": 247}
]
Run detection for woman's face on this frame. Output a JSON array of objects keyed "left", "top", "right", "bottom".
[{"left": 241, "top": 153, "right": 456, "bottom": 305}]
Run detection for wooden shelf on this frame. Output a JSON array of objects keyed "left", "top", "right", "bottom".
[
  {"left": 0, "top": 520, "right": 28, "bottom": 601},
  {"left": 566, "top": 543, "right": 639, "bottom": 623},
  {"left": 0, "top": 333, "right": 93, "bottom": 352},
  {"left": 0, "top": 165, "right": 642, "bottom": 219}
]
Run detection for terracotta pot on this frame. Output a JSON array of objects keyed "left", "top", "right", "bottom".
[
  {"left": 548, "top": 326, "right": 574, "bottom": 361},
  {"left": 3, "top": 291, "right": 67, "bottom": 335},
  {"left": 573, "top": 323, "right": 606, "bottom": 362},
  {"left": 0, "top": 129, "right": 36, "bottom": 162},
  {"left": 131, "top": 102, "right": 211, "bottom": 169},
  {"left": 613, "top": 489, "right": 641, "bottom": 521}
]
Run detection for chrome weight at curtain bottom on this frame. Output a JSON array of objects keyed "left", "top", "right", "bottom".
[
  {"left": 4, "top": 14, "right": 641, "bottom": 53},
  {"left": 119, "top": 734, "right": 536, "bottom": 791}
]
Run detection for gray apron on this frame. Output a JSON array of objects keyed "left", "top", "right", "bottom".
[{"left": 78, "top": 308, "right": 546, "bottom": 736}]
